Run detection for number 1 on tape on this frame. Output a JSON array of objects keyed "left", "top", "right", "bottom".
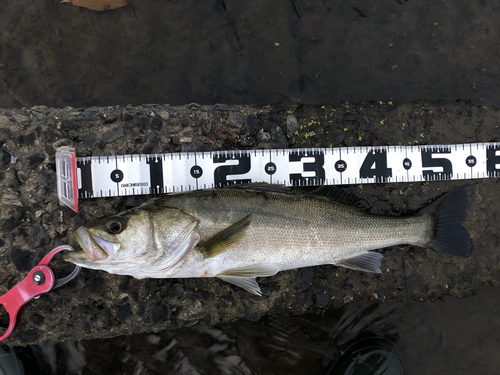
[{"left": 56, "top": 142, "right": 500, "bottom": 212}]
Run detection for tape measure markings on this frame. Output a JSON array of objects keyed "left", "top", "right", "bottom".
[{"left": 56, "top": 143, "right": 500, "bottom": 212}]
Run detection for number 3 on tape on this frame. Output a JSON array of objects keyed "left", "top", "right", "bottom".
[{"left": 56, "top": 143, "right": 500, "bottom": 212}]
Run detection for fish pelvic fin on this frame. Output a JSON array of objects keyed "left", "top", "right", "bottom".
[
  {"left": 419, "top": 185, "right": 473, "bottom": 258},
  {"left": 217, "top": 264, "right": 280, "bottom": 296},
  {"left": 198, "top": 214, "right": 252, "bottom": 258},
  {"left": 336, "top": 252, "right": 383, "bottom": 273}
]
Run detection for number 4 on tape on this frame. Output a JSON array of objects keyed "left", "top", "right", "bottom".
[{"left": 56, "top": 143, "right": 500, "bottom": 213}]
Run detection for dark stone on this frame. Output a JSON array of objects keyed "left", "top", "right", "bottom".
[
  {"left": 83, "top": 107, "right": 99, "bottom": 120},
  {"left": 145, "top": 279, "right": 158, "bottom": 295},
  {"left": 130, "top": 289, "right": 139, "bottom": 302},
  {"left": 286, "top": 115, "right": 299, "bottom": 137},
  {"left": 2, "top": 150, "right": 12, "bottom": 165},
  {"left": 103, "top": 117, "right": 117, "bottom": 124},
  {"left": 152, "top": 304, "right": 168, "bottom": 324},
  {"left": 134, "top": 117, "right": 149, "bottom": 127},
  {"left": 28, "top": 153, "right": 45, "bottom": 168},
  {"left": 171, "top": 136, "right": 180, "bottom": 145},
  {"left": 10, "top": 248, "right": 33, "bottom": 272},
  {"left": 247, "top": 116, "right": 258, "bottom": 136},
  {"left": 29, "top": 224, "right": 50, "bottom": 248},
  {"left": 342, "top": 112, "right": 357, "bottom": 121},
  {"left": 142, "top": 146, "right": 153, "bottom": 154},
  {"left": 116, "top": 303, "right": 132, "bottom": 321},
  {"left": 122, "top": 113, "right": 134, "bottom": 122},
  {"left": 181, "top": 144, "right": 196, "bottom": 152},
  {"left": 213, "top": 104, "right": 234, "bottom": 111},
  {"left": 271, "top": 127, "right": 288, "bottom": 148},
  {"left": 242, "top": 302, "right": 259, "bottom": 321},
  {"left": 0, "top": 238, "right": 4, "bottom": 247},
  {"left": 182, "top": 117, "right": 189, "bottom": 127},
  {"left": 200, "top": 143, "right": 215, "bottom": 152},
  {"left": 24, "top": 132, "right": 37, "bottom": 146},
  {"left": 3, "top": 218, "right": 17, "bottom": 231},
  {"left": 297, "top": 288, "right": 314, "bottom": 312},
  {"left": 151, "top": 117, "right": 162, "bottom": 128},
  {"left": 240, "top": 139, "right": 253, "bottom": 147},
  {"left": 119, "top": 277, "right": 130, "bottom": 292},
  {"left": 228, "top": 112, "right": 245, "bottom": 128},
  {"left": 296, "top": 267, "right": 314, "bottom": 290},
  {"left": 202, "top": 121, "right": 212, "bottom": 135},
  {"left": 82, "top": 133, "right": 96, "bottom": 144},
  {"left": 316, "top": 292, "right": 331, "bottom": 306},
  {"left": 269, "top": 112, "right": 282, "bottom": 124},
  {"left": 68, "top": 130, "right": 79, "bottom": 139},
  {"left": 260, "top": 118, "right": 273, "bottom": 132},
  {"left": 102, "top": 127, "right": 124, "bottom": 143},
  {"left": 60, "top": 120, "right": 78, "bottom": 130}
]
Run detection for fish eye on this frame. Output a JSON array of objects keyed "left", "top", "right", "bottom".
[{"left": 106, "top": 218, "right": 125, "bottom": 234}]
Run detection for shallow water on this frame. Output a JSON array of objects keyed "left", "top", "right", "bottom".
[
  {"left": 1, "top": 1, "right": 500, "bottom": 107},
  {"left": 16, "top": 283, "right": 499, "bottom": 374}
]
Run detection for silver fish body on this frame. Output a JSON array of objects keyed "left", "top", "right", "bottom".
[{"left": 66, "top": 186, "right": 472, "bottom": 295}]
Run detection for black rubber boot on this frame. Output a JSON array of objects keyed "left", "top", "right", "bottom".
[{"left": 327, "top": 337, "right": 404, "bottom": 375}]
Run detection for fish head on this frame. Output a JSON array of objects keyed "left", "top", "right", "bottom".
[{"left": 66, "top": 204, "right": 200, "bottom": 277}]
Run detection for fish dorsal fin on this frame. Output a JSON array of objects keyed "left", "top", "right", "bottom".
[
  {"left": 336, "top": 252, "right": 383, "bottom": 273},
  {"left": 310, "top": 186, "right": 369, "bottom": 209},
  {"left": 199, "top": 214, "right": 252, "bottom": 258},
  {"left": 217, "top": 264, "right": 280, "bottom": 296}
]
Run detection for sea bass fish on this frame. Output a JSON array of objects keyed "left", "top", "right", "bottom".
[{"left": 66, "top": 185, "right": 472, "bottom": 295}]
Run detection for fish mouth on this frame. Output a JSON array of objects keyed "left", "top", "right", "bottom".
[{"left": 73, "top": 227, "right": 119, "bottom": 261}]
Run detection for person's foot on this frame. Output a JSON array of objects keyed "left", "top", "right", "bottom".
[{"left": 327, "top": 337, "right": 404, "bottom": 375}]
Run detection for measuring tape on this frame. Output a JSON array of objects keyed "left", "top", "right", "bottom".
[{"left": 56, "top": 143, "right": 500, "bottom": 212}]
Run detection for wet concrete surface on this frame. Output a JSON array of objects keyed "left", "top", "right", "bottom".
[
  {"left": 1, "top": 1, "right": 500, "bottom": 108},
  {"left": 0, "top": 100, "right": 498, "bottom": 345}
]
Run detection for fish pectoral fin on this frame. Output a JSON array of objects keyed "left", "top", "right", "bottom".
[
  {"left": 198, "top": 214, "right": 252, "bottom": 258},
  {"left": 217, "top": 276, "right": 262, "bottom": 296},
  {"left": 336, "top": 252, "right": 383, "bottom": 273},
  {"left": 216, "top": 264, "right": 280, "bottom": 296}
]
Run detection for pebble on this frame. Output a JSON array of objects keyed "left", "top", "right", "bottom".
[
  {"left": 286, "top": 114, "right": 299, "bottom": 137},
  {"left": 178, "top": 300, "right": 203, "bottom": 321},
  {"left": 102, "top": 127, "right": 124, "bottom": 143},
  {"left": 247, "top": 116, "right": 258, "bottom": 136},
  {"left": 228, "top": 112, "right": 245, "bottom": 128},
  {"left": 256, "top": 129, "right": 271, "bottom": 143},
  {"left": 1, "top": 188, "right": 23, "bottom": 207},
  {"left": 83, "top": 107, "right": 99, "bottom": 120}
]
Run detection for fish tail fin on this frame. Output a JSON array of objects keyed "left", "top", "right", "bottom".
[{"left": 419, "top": 185, "right": 473, "bottom": 258}]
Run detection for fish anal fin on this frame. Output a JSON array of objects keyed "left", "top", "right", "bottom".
[
  {"left": 217, "top": 276, "right": 262, "bottom": 296},
  {"left": 336, "top": 252, "right": 383, "bottom": 273},
  {"left": 216, "top": 264, "right": 280, "bottom": 295},
  {"left": 199, "top": 214, "right": 252, "bottom": 258}
]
